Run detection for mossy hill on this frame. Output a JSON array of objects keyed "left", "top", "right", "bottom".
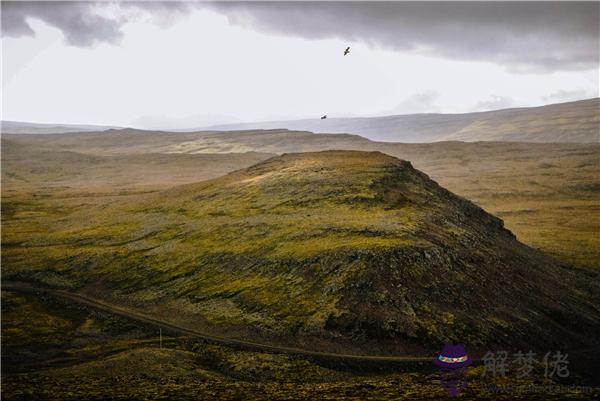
[{"left": 3, "top": 151, "right": 599, "bottom": 353}]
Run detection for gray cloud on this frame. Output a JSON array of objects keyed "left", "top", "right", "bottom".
[
  {"left": 206, "top": 1, "right": 599, "bottom": 73},
  {"left": 388, "top": 91, "right": 441, "bottom": 115},
  {"left": 2, "top": 2, "right": 598, "bottom": 72},
  {"left": 1, "top": 1, "right": 189, "bottom": 47},
  {"left": 1, "top": 2, "right": 124, "bottom": 47},
  {"left": 474, "top": 95, "right": 516, "bottom": 111},
  {"left": 542, "top": 89, "right": 597, "bottom": 104}
]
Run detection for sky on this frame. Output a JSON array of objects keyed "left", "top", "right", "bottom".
[{"left": 2, "top": 1, "right": 599, "bottom": 129}]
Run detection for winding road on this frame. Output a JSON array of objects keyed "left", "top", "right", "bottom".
[{"left": 2, "top": 282, "right": 432, "bottom": 364}]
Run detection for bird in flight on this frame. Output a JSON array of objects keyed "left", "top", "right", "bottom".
[
  {"left": 321, "top": 115, "right": 327, "bottom": 119},
  {"left": 344, "top": 46, "right": 350, "bottom": 56}
]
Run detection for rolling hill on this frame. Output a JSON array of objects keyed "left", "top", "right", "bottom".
[
  {"left": 1, "top": 129, "right": 374, "bottom": 155},
  {"left": 3, "top": 151, "right": 599, "bottom": 354},
  {"left": 4, "top": 130, "right": 599, "bottom": 269},
  {"left": 203, "top": 98, "right": 600, "bottom": 143},
  {"left": 0, "top": 120, "right": 120, "bottom": 134},
  {"left": 4, "top": 98, "right": 597, "bottom": 142}
]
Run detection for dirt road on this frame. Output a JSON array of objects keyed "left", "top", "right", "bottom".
[{"left": 2, "top": 281, "right": 433, "bottom": 364}]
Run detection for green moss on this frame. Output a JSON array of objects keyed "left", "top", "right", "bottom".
[{"left": 3, "top": 151, "right": 599, "bottom": 350}]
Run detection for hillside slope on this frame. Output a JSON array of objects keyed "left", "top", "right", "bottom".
[
  {"left": 5, "top": 131, "right": 598, "bottom": 269},
  {"left": 3, "top": 151, "right": 599, "bottom": 353},
  {"left": 2, "top": 129, "right": 375, "bottom": 155},
  {"left": 204, "top": 98, "right": 600, "bottom": 143}
]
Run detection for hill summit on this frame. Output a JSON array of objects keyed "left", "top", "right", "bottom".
[{"left": 4, "top": 151, "right": 599, "bottom": 353}]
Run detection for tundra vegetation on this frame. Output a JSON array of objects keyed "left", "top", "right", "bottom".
[{"left": 2, "top": 129, "right": 599, "bottom": 399}]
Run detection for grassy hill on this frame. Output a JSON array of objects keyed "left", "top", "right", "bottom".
[
  {"left": 3, "top": 151, "right": 599, "bottom": 354},
  {"left": 1, "top": 137, "right": 273, "bottom": 195},
  {"left": 2, "top": 129, "right": 374, "bottom": 155},
  {"left": 204, "top": 98, "right": 600, "bottom": 143},
  {"left": 4, "top": 131, "right": 599, "bottom": 269}
]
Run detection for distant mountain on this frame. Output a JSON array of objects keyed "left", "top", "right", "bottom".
[
  {"left": 202, "top": 98, "right": 600, "bottom": 143},
  {"left": 6, "top": 98, "right": 597, "bottom": 142},
  {"left": 2, "top": 128, "right": 375, "bottom": 155},
  {"left": 0, "top": 120, "right": 120, "bottom": 134},
  {"left": 4, "top": 151, "right": 598, "bottom": 352}
]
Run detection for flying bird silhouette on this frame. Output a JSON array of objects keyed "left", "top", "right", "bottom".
[
  {"left": 344, "top": 46, "right": 350, "bottom": 56},
  {"left": 321, "top": 115, "right": 327, "bottom": 119}
]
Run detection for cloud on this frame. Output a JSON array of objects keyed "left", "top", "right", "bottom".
[
  {"left": 1, "top": 2, "right": 124, "bottom": 47},
  {"left": 205, "top": 1, "right": 599, "bottom": 73},
  {"left": 2, "top": 2, "right": 598, "bottom": 72},
  {"left": 388, "top": 91, "right": 441, "bottom": 115},
  {"left": 473, "top": 95, "right": 516, "bottom": 111},
  {"left": 541, "top": 89, "right": 597, "bottom": 104},
  {"left": 0, "top": 1, "right": 190, "bottom": 47}
]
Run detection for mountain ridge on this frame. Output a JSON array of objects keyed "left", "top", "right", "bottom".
[
  {"left": 201, "top": 98, "right": 600, "bottom": 143},
  {"left": 0, "top": 120, "right": 121, "bottom": 134},
  {"left": 3, "top": 98, "right": 598, "bottom": 142}
]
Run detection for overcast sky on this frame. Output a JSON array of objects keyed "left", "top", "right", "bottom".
[{"left": 2, "top": 1, "right": 599, "bottom": 129}]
